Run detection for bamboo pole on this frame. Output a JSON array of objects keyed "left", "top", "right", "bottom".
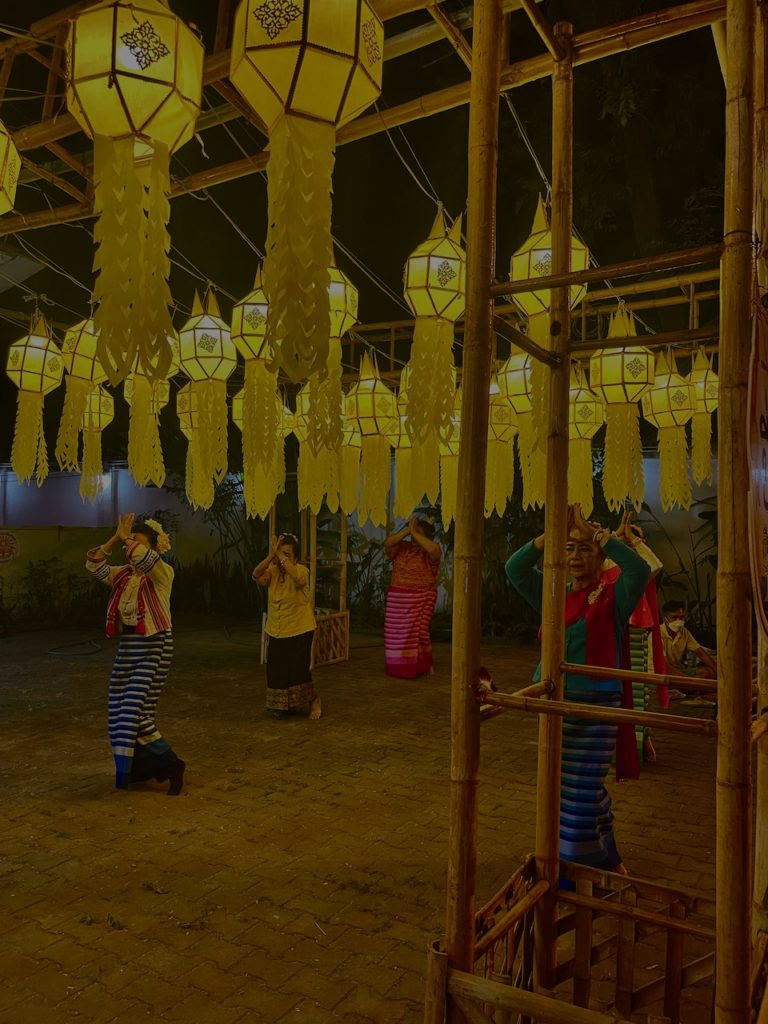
[
  {"left": 534, "top": 21, "right": 573, "bottom": 993},
  {"left": 560, "top": 660, "right": 719, "bottom": 691},
  {"left": 423, "top": 941, "right": 449, "bottom": 1024},
  {"left": 519, "top": 0, "right": 563, "bottom": 59},
  {"left": 474, "top": 881, "right": 550, "bottom": 957},
  {"left": 715, "top": 0, "right": 755, "bottom": 1018},
  {"left": 557, "top": 891, "right": 716, "bottom": 941},
  {"left": 570, "top": 325, "right": 718, "bottom": 355},
  {"left": 444, "top": 0, "right": 501, "bottom": 1010}
]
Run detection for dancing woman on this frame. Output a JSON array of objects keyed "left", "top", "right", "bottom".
[
  {"left": 253, "top": 534, "right": 321, "bottom": 720},
  {"left": 505, "top": 503, "right": 650, "bottom": 872},
  {"left": 86, "top": 513, "right": 185, "bottom": 795},
  {"left": 383, "top": 517, "right": 441, "bottom": 678}
]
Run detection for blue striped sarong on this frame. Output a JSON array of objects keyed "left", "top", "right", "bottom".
[
  {"left": 108, "top": 631, "right": 178, "bottom": 789},
  {"left": 560, "top": 688, "right": 622, "bottom": 870}
]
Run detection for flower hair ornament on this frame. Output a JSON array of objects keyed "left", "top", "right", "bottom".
[{"left": 142, "top": 517, "right": 172, "bottom": 554}]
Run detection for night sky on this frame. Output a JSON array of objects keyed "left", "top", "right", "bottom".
[{"left": 0, "top": 1, "right": 725, "bottom": 471}]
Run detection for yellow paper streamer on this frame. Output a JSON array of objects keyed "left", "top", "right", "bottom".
[
  {"left": 691, "top": 412, "right": 713, "bottom": 486},
  {"left": 658, "top": 427, "right": 692, "bottom": 511},
  {"left": 405, "top": 317, "right": 456, "bottom": 444},
  {"left": 56, "top": 376, "right": 92, "bottom": 472},
  {"left": 568, "top": 438, "right": 595, "bottom": 517},
  {"left": 527, "top": 312, "right": 550, "bottom": 453},
  {"left": 440, "top": 454, "right": 459, "bottom": 527},
  {"left": 410, "top": 433, "right": 440, "bottom": 506},
  {"left": 340, "top": 434, "right": 361, "bottom": 517},
  {"left": 242, "top": 360, "right": 281, "bottom": 518},
  {"left": 485, "top": 439, "right": 515, "bottom": 518},
  {"left": 12, "top": 392, "right": 48, "bottom": 486},
  {"left": 80, "top": 430, "right": 104, "bottom": 502},
  {"left": 516, "top": 411, "right": 546, "bottom": 510},
  {"left": 360, "top": 434, "right": 391, "bottom": 527},
  {"left": 603, "top": 404, "right": 644, "bottom": 512},
  {"left": 393, "top": 447, "right": 417, "bottom": 520},
  {"left": 298, "top": 445, "right": 340, "bottom": 515},
  {"left": 126, "top": 376, "right": 167, "bottom": 488}
]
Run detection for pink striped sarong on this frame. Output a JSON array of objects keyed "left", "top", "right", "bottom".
[{"left": 384, "top": 585, "right": 437, "bottom": 678}]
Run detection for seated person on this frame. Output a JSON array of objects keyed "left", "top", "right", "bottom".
[{"left": 661, "top": 600, "right": 716, "bottom": 679}]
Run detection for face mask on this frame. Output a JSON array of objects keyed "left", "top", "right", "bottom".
[{"left": 666, "top": 619, "right": 684, "bottom": 633}]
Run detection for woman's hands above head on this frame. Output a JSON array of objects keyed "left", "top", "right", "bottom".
[
  {"left": 616, "top": 508, "right": 644, "bottom": 546},
  {"left": 569, "top": 503, "right": 595, "bottom": 541},
  {"left": 271, "top": 534, "right": 285, "bottom": 561},
  {"left": 116, "top": 513, "right": 135, "bottom": 543},
  {"left": 408, "top": 516, "right": 421, "bottom": 537}
]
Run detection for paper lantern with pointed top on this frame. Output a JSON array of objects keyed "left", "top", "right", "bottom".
[
  {"left": 80, "top": 385, "right": 113, "bottom": 501},
  {"left": 689, "top": 350, "right": 718, "bottom": 485},
  {"left": 230, "top": 0, "right": 383, "bottom": 382},
  {"left": 589, "top": 308, "right": 654, "bottom": 511},
  {"left": 124, "top": 332, "right": 177, "bottom": 489},
  {"left": 0, "top": 120, "right": 20, "bottom": 216},
  {"left": 6, "top": 314, "right": 64, "bottom": 486},
  {"left": 56, "top": 318, "right": 107, "bottom": 472},
  {"left": 510, "top": 196, "right": 590, "bottom": 317},
  {"left": 178, "top": 291, "right": 237, "bottom": 509},
  {"left": 642, "top": 352, "right": 695, "bottom": 511},
  {"left": 496, "top": 350, "right": 545, "bottom": 510},
  {"left": 345, "top": 353, "right": 396, "bottom": 526},
  {"left": 402, "top": 209, "right": 465, "bottom": 450},
  {"left": 231, "top": 267, "right": 284, "bottom": 518},
  {"left": 568, "top": 366, "right": 604, "bottom": 518},
  {"left": 66, "top": 0, "right": 204, "bottom": 384}
]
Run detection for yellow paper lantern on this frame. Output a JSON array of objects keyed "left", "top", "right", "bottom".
[
  {"left": 589, "top": 308, "right": 654, "bottom": 511},
  {"left": 80, "top": 385, "right": 114, "bottom": 501},
  {"left": 486, "top": 389, "right": 517, "bottom": 518},
  {"left": 689, "top": 349, "right": 718, "bottom": 485},
  {"left": 568, "top": 366, "right": 604, "bottom": 517},
  {"left": 56, "top": 318, "right": 107, "bottom": 472},
  {"left": 178, "top": 291, "right": 237, "bottom": 509},
  {"left": 497, "top": 350, "right": 545, "bottom": 510},
  {"left": 6, "top": 314, "right": 64, "bottom": 486},
  {"left": 403, "top": 209, "right": 465, "bottom": 448},
  {"left": 510, "top": 196, "right": 590, "bottom": 317},
  {"left": 642, "top": 352, "right": 695, "bottom": 511},
  {"left": 0, "top": 120, "right": 19, "bottom": 215},
  {"left": 66, "top": 0, "right": 204, "bottom": 383},
  {"left": 230, "top": 0, "right": 383, "bottom": 381},
  {"left": 345, "top": 352, "right": 396, "bottom": 526}
]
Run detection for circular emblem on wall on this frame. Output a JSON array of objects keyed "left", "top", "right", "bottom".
[{"left": 0, "top": 532, "right": 19, "bottom": 563}]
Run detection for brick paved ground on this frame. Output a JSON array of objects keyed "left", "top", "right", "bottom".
[{"left": 0, "top": 625, "right": 716, "bottom": 1023}]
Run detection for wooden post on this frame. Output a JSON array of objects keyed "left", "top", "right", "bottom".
[
  {"left": 715, "top": 0, "right": 755, "bottom": 1019},
  {"left": 534, "top": 20, "right": 574, "bottom": 992},
  {"left": 444, "top": 0, "right": 501, "bottom": 1011},
  {"left": 423, "top": 941, "right": 449, "bottom": 1024},
  {"left": 754, "top": 0, "right": 768, "bottom": 942}
]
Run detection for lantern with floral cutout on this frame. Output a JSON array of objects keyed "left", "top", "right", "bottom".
[
  {"left": 56, "top": 318, "right": 107, "bottom": 472},
  {"left": 589, "top": 308, "right": 654, "bottom": 511},
  {"left": 231, "top": 267, "right": 282, "bottom": 517},
  {"left": 403, "top": 209, "right": 465, "bottom": 451},
  {"left": 124, "top": 332, "right": 177, "bottom": 488},
  {"left": 438, "top": 392, "right": 461, "bottom": 527},
  {"left": 0, "top": 120, "right": 20, "bottom": 216},
  {"left": 66, "top": 0, "right": 204, "bottom": 383},
  {"left": 642, "top": 352, "right": 696, "bottom": 511},
  {"left": 6, "top": 313, "right": 64, "bottom": 485},
  {"left": 232, "top": 387, "right": 286, "bottom": 517},
  {"left": 486, "top": 387, "right": 518, "bottom": 518},
  {"left": 689, "top": 350, "right": 718, "bottom": 485},
  {"left": 230, "top": 0, "right": 383, "bottom": 381},
  {"left": 80, "top": 385, "right": 114, "bottom": 501},
  {"left": 345, "top": 352, "right": 397, "bottom": 526},
  {"left": 178, "top": 290, "right": 237, "bottom": 509},
  {"left": 568, "top": 366, "right": 604, "bottom": 518},
  {"left": 496, "top": 350, "right": 545, "bottom": 509}
]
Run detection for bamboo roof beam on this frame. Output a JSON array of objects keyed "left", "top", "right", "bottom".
[
  {"left": 583, "top": 267, "right": 720, "bottom": 301},
  {"left": 519, "top": 0, "right": 563, "bottom": 60},
  {"left": 0, "top": 49, "right": 16, "bottom": 102},
  {"left": 427, "top": 5, "right": 473, "bottom": 71},
  {"left": 42, "top": 24, "right": 68, "bottom": 120},
  {"left": 19, "top": 155, "right": 87, "bottom": 204},
  {"left": 570, "top": 325, "right": 718, "bottom": 355}
]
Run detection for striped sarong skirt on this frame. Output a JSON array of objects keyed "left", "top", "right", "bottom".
[
  {"left": 384, "top": 586, "right": 437, "bottom": 679},
  {"left": 629, "top": 626, "right": 651, "bottom": 756},
  {"left": 560, "top": 688, "right": 622, "bottom": 870},
  {"left": 108, "top": 630, "right": 179, "bottom": 789},
  {"left": 265, "top": 630, "right": 316, "bottom": 710}
]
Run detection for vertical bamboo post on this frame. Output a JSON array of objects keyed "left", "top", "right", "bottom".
[
  {"left": 444, "top": 0, "right": 501, "bottom": 1004},
  {"left": 715, "top": 0, "right": 755, "bottom": 1019},
  {"left": 423, "top": 941, "right": 449, "bottom": 1024},
  {"left": 753, "top": 0, "right": 768, "bottom": 941},
  {"left": 534, "top": 20, "right": 573, "bottom": 993}
]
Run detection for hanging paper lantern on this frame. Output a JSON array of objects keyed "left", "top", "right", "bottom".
[
  {"left": 345, "top": 352, "right": 396, "bottom": 526},
  {"left": 230, "top": 0, "right": 383, "bottom": 381},
  {"left": 232, "top": 387, "right": 286, "bottom": 518},
  {"left": 231, "top": 267, "right": 284, "bottom": 518},
  {"left": 0, "top": 120, "right": 20, "bottom": 215},
  {"left": 6, "top": 314, "right": 64, "bottom": 485},
  {"left": 497, "top": 350, "right": 545, "bottom": 510},
  {"left": 178, "top": 291, "right": 237, "bottom": 509},
  {"left": 689, "top": 350, "right": 718, "bottom": 485},
  {"left": 486, "top": 388, "right": 517, "bottom": 518},
  {"left": 80, "top": 385, "right": 114, "bottom": 501},
  {"left": 56, "top": 318, "right": 107, "bottom": 472},
  {"left": 589, "top": 308, "right": 654, "bottom": 512},
  {"left": 568, "top": 366, "right": 604, "bottom": 518},
  {"left": 123, "top": 333, "right": 176, "bottom": 488},
  {"left": 439, "top": 395, "right": 461, "bottom": 527},
  {"left": 340, "top": 419, "right": 361, "bottom": 517},
  {"left": 403, "top": 209, "right": 465, "bottom": 449},
  {"left": 642, "top": 352, "right": 696, "bottom": 511},
  {"left": 66, "top": 0, "right": 204, "bottom": 383}
]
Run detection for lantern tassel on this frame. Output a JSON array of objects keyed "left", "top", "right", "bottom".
[
  {"left": 658, "top": 426, "right": 692, "bottom": 512},
  {"left": 56, "top": 376, "right": 92, "bottom": 471},
  {"left": 127, "top": 378, "right": 166, "bottom": 488},
  {"left": 527, "top": 313, "right": 550, "bottom": 452},
  {"left": 405, "top": 317, "right": 456, "bottom": 444},
  {"left": 12, "top": 391, "right": 48, "bottom": 486},
  {"left": 411, "top": 434, "right": 440, "bottom": 505},
  {"left": 517, "top": 411, "right": 545, "bottom": 510},
  {"left": 242, "top": 360, "right": 281, "bottom": 518},
  {"left": 340, "top": 445, "right": 360, "bottom": 516},
  {"left": 263, "top": 115, "right": 334, "bottom": 381},
  {"left": 691, "top": 411, "right": 713, "bottom": 485},
  {"left": 360, "top": 434, "right": 391, "bottom": 527},
  {"left": 603, "top": 404, "right": 644, "bottom": 512},
  {"left": 298, "top": 444, "right": 338, "bottom": 515},
  {"left": 135, "top": 141, "right": 173, "bottom": 381},
  {"left": 80, "top": 430, "right": 104, "bottom": 502},
  {"left": 188, "top": 381, "right": 228, "bottom": 509},
  {"left": 569, "top": 437, "right": 595, "bottom": 518},
  {"left": 485, "top": 439, "right": 514, "bottom": 518},
  {"left": 440, "top": 454, "right": 459, "bottom": 527},
  {"left": 394, "top": 448, "right": 417, "bottom": 519}
]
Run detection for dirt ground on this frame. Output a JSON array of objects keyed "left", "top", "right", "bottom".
[{"left": 0, "top": 624, "right": 717, "bottom": 1023}]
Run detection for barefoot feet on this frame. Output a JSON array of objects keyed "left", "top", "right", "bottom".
[{"left": 309, "top": 696, "right": 322, "bottom": 721}]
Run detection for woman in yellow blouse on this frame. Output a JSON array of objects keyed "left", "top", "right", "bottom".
[{"left": 253, "top": 534, "right": 321, "bottom": 720}]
